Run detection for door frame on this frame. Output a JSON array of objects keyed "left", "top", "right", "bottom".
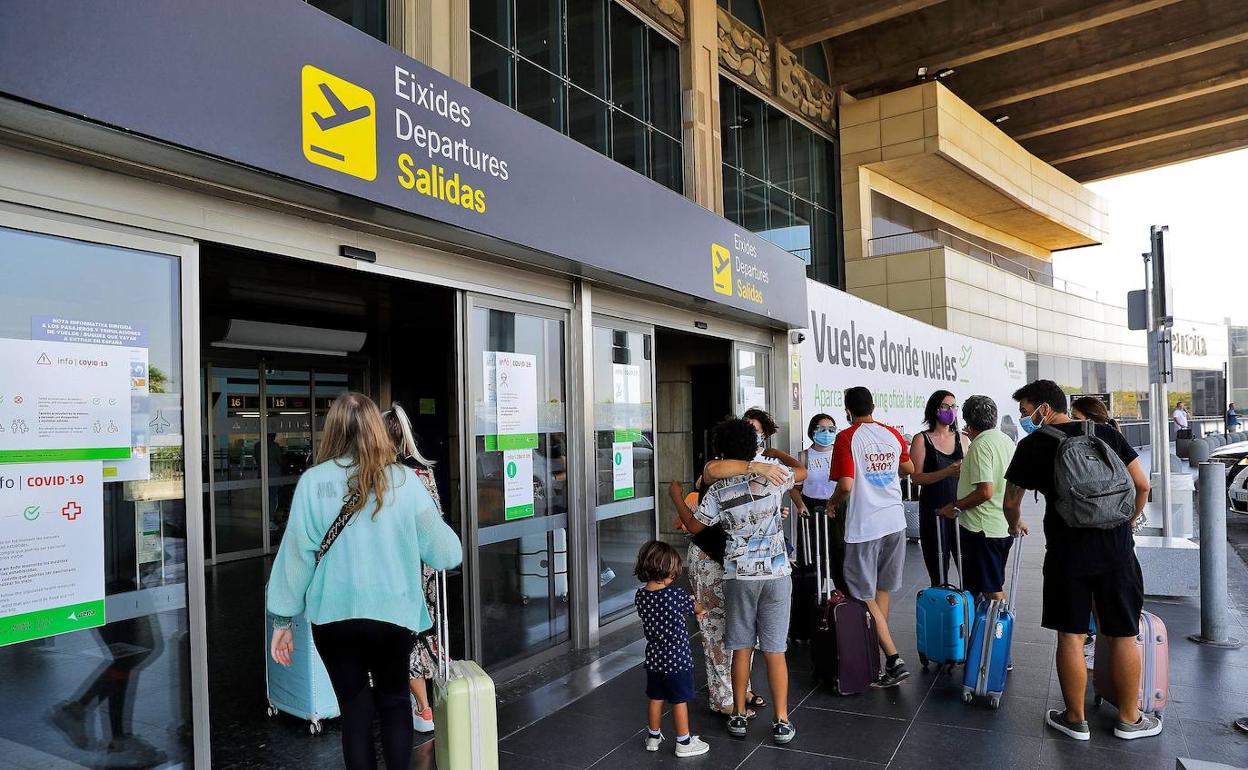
[{"left": 460, "top": 292, "right": 577, "bottom": 669}]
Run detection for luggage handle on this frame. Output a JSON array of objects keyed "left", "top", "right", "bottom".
[
  {"left": 1007, "top": 533, "right": 1024, "bottom": 613},
  {"left": 436, "top": 569, "right": 450, "bottom": 684},
  {"left": 935, "top": 507, "right": 965, "bottom": 592}
]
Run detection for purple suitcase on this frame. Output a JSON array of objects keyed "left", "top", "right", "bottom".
[{"left": 809, "top": 513, "right": 880, "bottom": 694}]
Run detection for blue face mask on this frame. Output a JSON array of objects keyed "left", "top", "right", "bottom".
[
  {"left": 1020, "top": 407, "right": 1043, "bottom": 434},
  {"left": 813, "top": 429, "right": 835, "bottom": 446}
]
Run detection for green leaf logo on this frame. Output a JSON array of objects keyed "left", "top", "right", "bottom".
[{"left": 959, "top": 345, "right": 974, "bottom": 369}]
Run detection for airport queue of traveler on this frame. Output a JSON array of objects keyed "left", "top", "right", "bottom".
[{"left": 638, "top": 379, "right": 1163, "bottom": 758}]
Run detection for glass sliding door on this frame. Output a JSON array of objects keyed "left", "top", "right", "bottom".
[
  {"left": 0, "top": 224, "right": 192, "bottom": 766},
  {"left": 205, "top": 367, "right": 266, "bottom": 560},
  {"left": 467, "top": 297, "right": 571, "bottom": 669},
  {"left": 591, "top": 321, "right": 656, "bottom": 621},
  {"left": 734, "top": 342, "right": 771, "bottom": 416}
]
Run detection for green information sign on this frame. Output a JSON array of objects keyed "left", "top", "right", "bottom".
[
  {"left": 613, "top": 428, "right": 643, "bottom": 443},
  {"left": 484, "top": 433, "right": 539, "bottom": 452},
  {"left": 0, "top": 599, "right": 105, "bottom": 646},
  {"left": 503, "top": 459, "right": 534, "bottom": 520}
]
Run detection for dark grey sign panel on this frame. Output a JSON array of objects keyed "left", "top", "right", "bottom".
[{"left": 0, "top": 0, "right": 808, "bottom": 326}]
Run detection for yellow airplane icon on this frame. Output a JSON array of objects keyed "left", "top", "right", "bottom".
[
  {"left": 301, "top": 65, "right": 377, "bottom": 180},
  {"left": 711, "top": 243, "right": 733, "bottom": 296}
]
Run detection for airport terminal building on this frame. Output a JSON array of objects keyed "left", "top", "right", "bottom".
[{"left": 0, "top": 0, "right": 1234, "bottom": 765}]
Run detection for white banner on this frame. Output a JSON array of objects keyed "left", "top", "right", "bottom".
[{"left": 800, "top": 281, "right": 1028, "bottom": 441}]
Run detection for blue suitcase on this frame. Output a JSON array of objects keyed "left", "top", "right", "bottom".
[
  {"left": 265, "top": 611, "right": 340, "bottom": 734},
  {"left": 961, "top": 535, "right": 1023, "bottom": 708},
  {"left": 916, "top": 517, "right": 973, "bottom": 671}
]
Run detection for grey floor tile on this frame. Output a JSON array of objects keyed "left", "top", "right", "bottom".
[
  {"left": 915, "top": 692, "right": 1052, "bottom": 739},
  {"left": 800, "top": 677, "right": 933, "bottom": 720},
  {"left": 590, "top": 729, "right": 759, "bottom": 768},
  {"left": 780, "top": 705, "right": 908, "bottom": 764},
  {"left": 499, "top": 710, "right": 641, "bottom": 766},
  {"left": 1178, "top": 717, "right": 1248, "bottom": 767},
  {"left": 499, "top": 749, "right": 580, "bottom": 768},
  {"left": 889, "top": 722, "right": 1042, "bottom": 770},
  {"left": 1038, "top": 737, "right": 1174, "bottom": 770},
  {"left": 739, "top": 744, "right": 883, "bottom": 769}
]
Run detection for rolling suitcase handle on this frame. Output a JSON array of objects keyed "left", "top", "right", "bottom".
[
  {"left": 1006, "top": 532, "right": 1024, "bottom": 614},
  {"left": 934, "top": 508, "right": 966, "bottom": 591}
]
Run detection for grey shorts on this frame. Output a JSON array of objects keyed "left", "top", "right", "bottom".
[
  {"left": 723, "top": 577, "right": 791, "bottom": 653},
  {"left": 844, "top": 531, "right": 906, "bottom": 601}
]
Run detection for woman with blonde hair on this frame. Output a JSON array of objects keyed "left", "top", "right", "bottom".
[
  {"left": 381, "top": 402, "right": 444, "bottom": 735},
  {"left": 267, "top": 393, "right": 461, "bottom": 769}
]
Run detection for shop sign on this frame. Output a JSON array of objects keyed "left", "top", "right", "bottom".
[
  {"left": 0, "top": 0, "right": 808, "bottom": 326},
  {"left": 0, "top": 461, "right": 106, "bottom": 646}
]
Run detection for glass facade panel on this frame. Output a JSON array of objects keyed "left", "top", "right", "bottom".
[
  {"left": 720, "top": 77, "right": 840, "bottom": 286},
  {"left": 0, "top": 226, "right": 190, "bottom": 766},
  {"left": 470, "top": 0, "right": 682, "bottom": 191},
  {"left": 307, "top": 0, "right": 387, "bottom": 41}
]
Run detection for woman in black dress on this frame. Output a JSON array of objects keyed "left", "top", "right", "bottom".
[{"left": 908, "top": 390, "right": 968, "bottom": 586}]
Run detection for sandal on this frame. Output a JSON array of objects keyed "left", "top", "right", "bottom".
[
  {"left": 712, "top": 706, "right": 757, "bottom": 720},
  {"left": 746, "top": 692, "right": 767, "bottom": 709}
]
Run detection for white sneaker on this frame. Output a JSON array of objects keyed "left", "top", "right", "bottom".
[
  {"left": 674, "top": 736, "right": 709, "bottom": 757},
  {"left": 645, "top": 732, "right": 664, "bottom": 751},
  {"left": 412, "top": 703, "right": 434, "bottom": 733}
]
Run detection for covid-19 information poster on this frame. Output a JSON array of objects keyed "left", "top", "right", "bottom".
[
  {"left": 502, "top": 449, "right": 534, "bottom": 520},
  {"left": 0, "top": 338, "right": 132, "bottom": 464},
  {"left": 0, "top": 461, "right": 106, "bottom": 646}
]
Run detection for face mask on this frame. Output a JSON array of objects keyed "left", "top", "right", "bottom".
[
  {"left": 813, "top": 429, "right": 835, "bottom": 446},
  {"left": 755, "top": 433, "right": 766, "bottom": 449},
  {"left": 1020, "top": 406, "right": 1044, "bottom": 434},
  {"left": 935, "top": 408, "right": 956, "bottom": 426}
]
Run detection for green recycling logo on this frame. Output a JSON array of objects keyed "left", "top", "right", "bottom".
[{"left": 506, "top": 461, "right": 518, "bottom": 479}]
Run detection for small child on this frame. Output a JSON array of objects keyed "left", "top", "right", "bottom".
[{"left": 633, "top": 540, "right": 709, "bottom": 758}]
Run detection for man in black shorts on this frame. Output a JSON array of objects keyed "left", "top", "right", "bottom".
[{"left": 1004, "top": 380, "right": 1160, "bottom": 742}]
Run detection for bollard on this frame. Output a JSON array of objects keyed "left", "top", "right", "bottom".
[{"left": 1188, "top": 462, "right": 1242, "bottom": 648}]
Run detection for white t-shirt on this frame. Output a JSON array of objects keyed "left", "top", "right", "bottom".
[
  {"left": 830, "top": 420, "right": 910, "bottom": 544},
  {"left": 798, "top": 446, "right": 836, "bottom": 500},
  {"left": 1173, "top": 408, "right": 1189, "bottom": 429}
]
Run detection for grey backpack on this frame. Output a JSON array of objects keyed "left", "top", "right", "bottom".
[{"left": 1039, "top": 422, "right": 1134, "bottom": 530}]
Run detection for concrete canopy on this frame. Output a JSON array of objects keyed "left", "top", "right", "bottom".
[{"left": 763, "top": 0, "right": 1248, "bottom": 181}]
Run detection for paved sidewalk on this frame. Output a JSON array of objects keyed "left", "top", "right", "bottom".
[{"left": 493, "top": 499, "right": 1248, "bottom": 769}]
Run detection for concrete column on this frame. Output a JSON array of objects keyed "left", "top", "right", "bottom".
[
  {"left": 681, "top": 0, "right": 723, "bottom": 213},
  {"left": 390, "top": 0, "right": 471, "bottom": 84}
]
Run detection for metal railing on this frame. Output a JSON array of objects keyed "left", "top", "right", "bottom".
[{"left": 866, "top": 229, "right": 1115, "bottom": 306}]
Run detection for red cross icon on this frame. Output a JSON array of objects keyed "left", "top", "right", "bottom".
[{"left": 61, "top": 502, "right": 82, "bottom": 521}]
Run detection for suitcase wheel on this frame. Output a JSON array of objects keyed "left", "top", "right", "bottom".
[
  {"left": 266, "top": 705, "right": 278, "bottom": 718},
  {"left": 1093, "top": 695, "right": 1103, "bottom": 707},
  {"left": 961, "top": 690, "right": 973, "bottom": 704},
  {"left": 989, "top": 695, "right": 1001, "bottom": 709},
  {"left": 918, "top": 653, "right": 929, "bottom": 671},
  {"left": 309, "top": 720, "right": 323, "bottom": 735}
]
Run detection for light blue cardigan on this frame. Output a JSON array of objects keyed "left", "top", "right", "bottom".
[{"left": 266, "top": 458, "right": 462, "bottom": 633}]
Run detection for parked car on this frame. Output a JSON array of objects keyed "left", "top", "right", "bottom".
[
  {"left": 1209, "top": 440, "right": 1248, "bottom": 512},
  {"left": 1230, "top": 465, "right": 1248, "bottom": 514}
]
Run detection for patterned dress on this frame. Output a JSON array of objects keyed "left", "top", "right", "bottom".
[
  {"left": 409, "top": 467, "right": 443, "bottom": 680},
  {"left": 687, "top": 543, "right": 751, "bottom": 712}
]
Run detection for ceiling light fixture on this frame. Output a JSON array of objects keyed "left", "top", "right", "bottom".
[
  {"left": 992, "top": 114, "right": 1010, "bottom": 124},
  {"left": 935, "top": 68, "right": 955, "bottom": 80},
  {"left": 916, "top": 66, "right": 929, "bottom": 78}
]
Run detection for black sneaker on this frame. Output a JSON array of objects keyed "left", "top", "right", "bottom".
[
  {"left": 727, "top": 712, "right": 748, "bottom": 739},
  {"left": 772, "top": 719, "right": 796, "bottom": 745},
  {"left": 872, "top": 658, "right": 910, "bottom": 688}
]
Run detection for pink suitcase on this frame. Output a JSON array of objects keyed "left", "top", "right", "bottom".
[{"left": 1092, "top": 610, "right": 1169, "bottom": 716}]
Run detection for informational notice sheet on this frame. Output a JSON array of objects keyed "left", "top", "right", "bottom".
[
  {"left": 0, "top": 461, "right": 106, "bottom": 646},
  {"left": 612, "top": 441, "right": 634, "bottom": 501},
  {"left": 502, "top": 449, "right": 534, "bottom": 520},
  {"left": 0, "top": 338, "right": 131, "bottom": 464},
  {"left": 612, "top": 363, "right": 641, "bottom": 404},
  {"left": 32, "top": 318, "right": 152, "bottom": 481},
  {"left": 493, "top": 352, "right": 538, "bottom": 450},
  {"left": 743, "top": 386, "right": 768, "bottom": 412}
]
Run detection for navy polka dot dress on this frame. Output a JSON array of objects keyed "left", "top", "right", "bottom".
[{"left": 635, "top": 585, "right": 695, "bottom": 674}]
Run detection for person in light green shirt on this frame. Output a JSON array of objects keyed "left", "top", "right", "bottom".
[{"left": 938, "top": 395, "right": 1021, "bottom": 600}]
